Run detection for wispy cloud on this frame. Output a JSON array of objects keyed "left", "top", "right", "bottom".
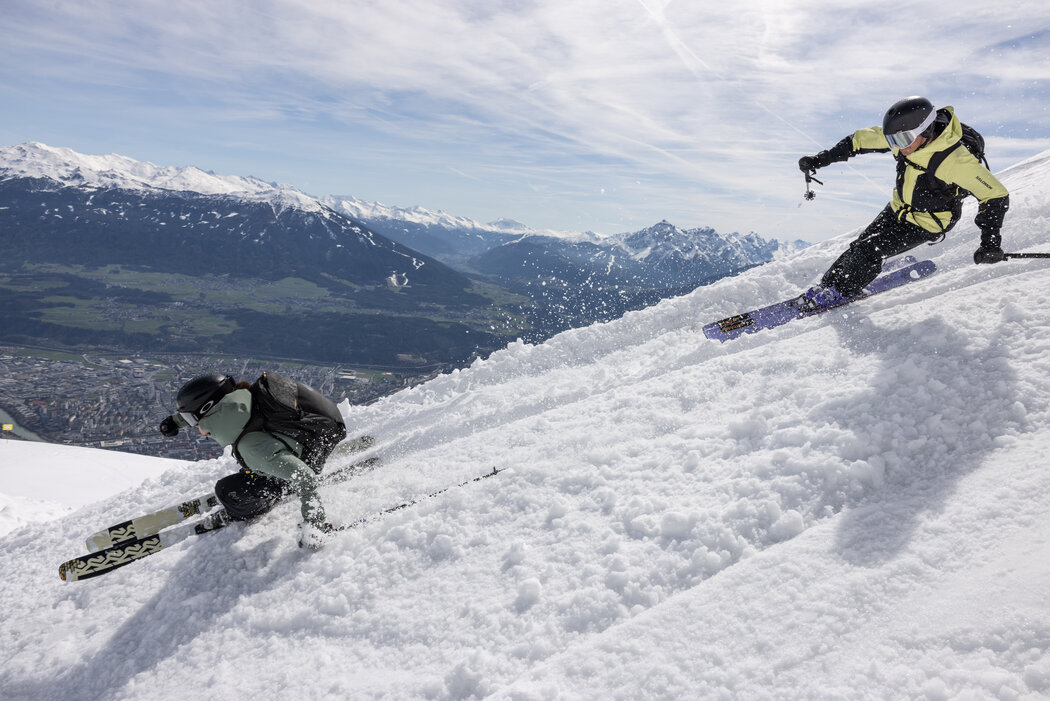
[{"left": 1, "top": 0, "right": 1048, "bottom": 240}]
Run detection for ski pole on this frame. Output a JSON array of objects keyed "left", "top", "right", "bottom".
[
  {"left": 803, "top": 170, "right": 823, "bottom": 201},
  {"left": 1004, "top": 252, "right": 1050, "bottom": 259}
]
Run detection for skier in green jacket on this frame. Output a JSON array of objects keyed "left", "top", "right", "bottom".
[
  {"left": 159, "top": 374, "right": 337, "bottom": 549},
  {"left": 798, "top": 96, "right": 1010, "bottom": 305}
]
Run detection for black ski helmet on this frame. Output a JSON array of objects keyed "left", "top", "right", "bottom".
[
  {"left": 883, "top": 96, "right": 936, "bottom": 149},
  {"left": 176, "top": 374, "right": 235, "bottom": 424}
]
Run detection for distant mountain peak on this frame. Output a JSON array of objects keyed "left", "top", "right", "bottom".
[
  {"left": 486, "top": 218, "right": 531, "bottom": 232},
  {"left": 323, "top": 194, "right": 488, "bottom": 231}
]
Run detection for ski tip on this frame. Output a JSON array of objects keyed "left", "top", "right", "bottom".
[{"left": 58, "top": 559, "right": 90, "bottom": 583}]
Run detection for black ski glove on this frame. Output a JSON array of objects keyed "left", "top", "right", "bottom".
[
  {"left": 159, "top": 415, "right": 180, "bottom": 437},
  {"left": 973, "top": 245, "right": 1006, "bottom": 265},
  {"left": 800, "top": 138, "right": 855, "bottom": 173},
  {"left": 798, "top": 155, "right": 821, "bottom": 173}
]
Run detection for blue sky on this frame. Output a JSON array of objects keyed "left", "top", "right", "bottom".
[{"left": 2, "top": 1, "right": 1049, "bottom": 242}]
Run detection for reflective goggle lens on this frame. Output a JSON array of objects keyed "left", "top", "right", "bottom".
[
  {"left": 886, "top": 130, "right": 921, "bottom": 149},
  {"left": 179, "top": 411, "right": 199, "bottom": 427},
  {"left": 885, "top": 109, "right": 937, "bottom": 150}
]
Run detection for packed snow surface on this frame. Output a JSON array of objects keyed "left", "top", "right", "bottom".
[
  {"left": 3, "top": 152, "right": 1050, "bottom": 699},
  {"left": 0, "top": 441, "right": 182, "bottom": 537}
]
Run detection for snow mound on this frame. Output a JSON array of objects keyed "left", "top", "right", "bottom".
[{"left": 0, "top": 440, "right": 183, "bottom": 536}]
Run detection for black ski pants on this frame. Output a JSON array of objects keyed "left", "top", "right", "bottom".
[
  {"left": 820, "top": 205, "right": 951, "bottom": 296},
  {"left": 215, "top": 470, "right": 291, "bottom": 521}
]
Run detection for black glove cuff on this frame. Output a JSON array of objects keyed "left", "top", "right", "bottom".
[
  {"left": 980, "top": 231, "right": 1002, "bottom": 250},
  {"left": 799, "top": 153, "right": 831, "bottom": 173}
]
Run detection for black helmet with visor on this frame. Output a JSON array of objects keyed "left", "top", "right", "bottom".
[{"left": 883, "top": 96, "right": 936, "bottom": 150}]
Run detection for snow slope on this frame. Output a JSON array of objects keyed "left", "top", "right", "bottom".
[
  {"left": 2, "top": 152, "right": 1050, "bottom": 699},
  {"left": 0, "top": 441, "right": 183, "bottom": 537}
]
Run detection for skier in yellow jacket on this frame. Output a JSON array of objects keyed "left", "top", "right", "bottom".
[{"left": 798, "top": 96, "right": 1010, "bottom": 304}]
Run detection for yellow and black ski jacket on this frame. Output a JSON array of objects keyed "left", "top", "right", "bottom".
[{"left": 814, "top": 107, "right": 1009, "bottom": 247}]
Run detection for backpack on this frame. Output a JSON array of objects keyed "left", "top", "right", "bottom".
[
  {"left": 232, "top": 372, "right": 347, "bottom": 474},
  {"left": 949, "top": 121, "right": 986, "bottom": 167},
  {"left": 938, "top": 121, "right": 988, "bottom": 170}
]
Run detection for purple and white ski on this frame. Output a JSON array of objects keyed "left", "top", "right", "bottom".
[{"left": 703, "top": 258, "right": 936, "bottom": 342}]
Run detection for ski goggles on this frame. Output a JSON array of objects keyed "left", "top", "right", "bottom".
[
  {"left": 179, "top": 399, "right": 219, "bottom": 426},
  {"left": 885, "top": 110, "right": 937, "bottom": 150}
]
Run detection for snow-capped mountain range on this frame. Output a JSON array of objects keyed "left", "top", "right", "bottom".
[
  {"left": 470, "top": 220, "right": 806, "bottom": 289},
  {"left": 324, "top": 194, "right": 537, "bottom": 237},
  {"left": 0, "top": 141, "right": 321, "bottom": 213},
  {"left": 324, "top": 192, "right": 807, "bottom": 284},
  {"left": 2, "top": 142, "right": 584, "bottom": 241},
  {"left": 0, "top": 142, "right": 433, "bottom": 289},
  {"left": 0, "top": 142, "right": 508, "bottom": 367},
  {"left": 1, "top": 141, "right": 808, "bottom": 355},
  {"left": 1, "top": 141, "right": 801, "bottom": 278}
]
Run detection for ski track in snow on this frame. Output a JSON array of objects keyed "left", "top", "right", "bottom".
[{"left": 2, "top": 153, "right": 1050, "bottom": 699}]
